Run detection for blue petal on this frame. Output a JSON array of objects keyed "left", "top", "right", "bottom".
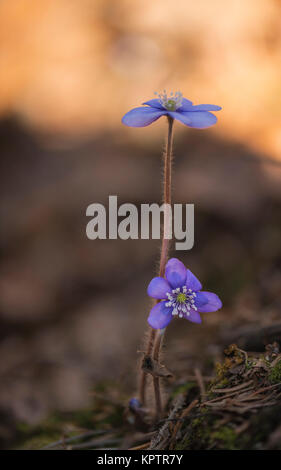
[
  {"left": 184, "top": 111, "right": 218, "bottom": 128},
  {"left": 122, "top": 107, "right": 165, "bottom": 127},
  {"left": 147, "top": 301, "right": 173, "bottom": 329},
  {"left": 165, "top": 258, "right": 187, "bottom": 289},
  {"left": 185, "top": 269, "right": 202, "bottom": 292},
  {"left": 184, "top": 309, "right": 202, "bottom": 324},
  {"left": 190, "top": 104, "right": 222, "bottom": 112},
  {"left": 194, "top": 292, "right": 208, "bottom": 308},
  {"left": 178, "top": 98, "right": 193, "bottom": 111},
  {"left": 142, "top": 99, "right": 164, "bottom": 110},
  {"left": 168, "top": 111, "right": 192, "bottom": 125},
  {"left": 147, "top": 277, "right": 172, "bottom": 299},
  {"left": 196, "top": 292, "right": 222, "bottom": 313},
  {"left": 129, "top": 398, "right": 141, "bottom": 410},
  {"left": 171, "top": 110, "right": 218, "bottom": 128}
]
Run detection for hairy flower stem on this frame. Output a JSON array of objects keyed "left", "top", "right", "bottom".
[
  {"left": 152, "top": 327, "right": 166, "bottom": 420},
  {"left": 139, "top": 116, "right": 174, "bottom": 414}
]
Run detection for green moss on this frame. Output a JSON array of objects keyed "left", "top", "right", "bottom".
[
  {"left": 12, "top": 381, "right": 125, "bottom": 450},
  {"left": 16, "top": 433, "right": 61, "bottom": 450},
  {"left": 245, "top": 359, "right": 254, "bottom": 370},
  {"left": 176, "top": 414, "right": 240, "bottom": 450},
  {"left": 171, "top": 382, "right": 197, "bottom": 398},
  {"left": 13, "top": 413, "right": 82, "bottom": 450},
  {"left": 240, "top": 406, "right": 281, "bottom": 449},
  {"left": 269, "top": 359, "right": 281, "bottom": 384},
  {"left": 211, "top": 426, "right": 238, "bottom": 450},
  {"left": 175, "top": 438, "right": 191, "bottom": 450},
  {"left": 175, "top": 415, "right": 213, "bottom": 450},
  {"left": 211, "top": 377, "right": 229, "bottom": 390},
  {"left": 66, "top": 408, "right": 96, "bottom": 429}
]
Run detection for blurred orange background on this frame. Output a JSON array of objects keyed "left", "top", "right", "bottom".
[{"left": 0, "top": 0, "right": 281, "bottom": 156}]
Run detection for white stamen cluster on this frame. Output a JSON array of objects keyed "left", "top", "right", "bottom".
[
  {"left": 165, "top": 286, "right": 197, "bottom": 318},
  {"left": 155, "top": 90, "right": 183, "bottom": 111}
]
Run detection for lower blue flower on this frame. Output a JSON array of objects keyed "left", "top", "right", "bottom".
[{"left": 147, "top": 258, "right": 222, "bottom": 329}]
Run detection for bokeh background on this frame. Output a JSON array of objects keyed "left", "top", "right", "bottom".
[{"left": 0, "top": 0, "right": 281, "bottom": 441}]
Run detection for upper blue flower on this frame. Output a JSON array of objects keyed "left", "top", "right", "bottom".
[
  {"left": 122, "top": 91, "right": 222, "bottom": 129},
  {"left": 147, "top": 258, "right": 222, "bottom": 329}
]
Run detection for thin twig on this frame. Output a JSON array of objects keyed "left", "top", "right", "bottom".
[
  {"left": 41, "top": 430, "right": 108, "bottom": 450},
  {"left": 204, "top": 386, "right": 254, "bottom": 405},
  {"left": 169, "top": 399, "right": 198, "bottom": 450},
  {"left": 69, "top": 434, "right": 120, "bottom": 450},
  {"left": 149, "top": 394, "right": 185, "bottom": 450},
  {"left": 139, "top": 328, "right": 156, "bottom": 405},
  {"left": 129, "top": 442, "right": 151, "bottom": 450},
  {"left": 212, "top": 380, "right": 253, "bottom": 394},
  {"left": 194, "top": 368, "right": 206, "bottom": 399},
  {"left": 152, "top": 330, "right": 164, "bottom": 420}
]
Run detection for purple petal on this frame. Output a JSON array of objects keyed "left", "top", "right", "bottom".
[
  {"left": 147, "top": 301, "right": 173, "bottom": 329},
  {"left": 170, "top": 110, "right": 217, "bottom": 129},
  {"left": 190, "top": 104, "right": 222, "bottom": 112},
  {"left": 168, "top": 111, "right": 191, "bottom": 125},
  {"left": 182, "top": 111, "right": 218, "bottom": 128},
  {"left": 147, "top": 277, "right": 172, "bottom": 299},
  {"left": 122, "top": 107, "right": 165, "bottom": 127},
  {"left": 129, "top": 398, "right": 141, "bottom": 410},
  {"left": 165, "top": 258, "right": 187, "bottom": 289},
  {"left": 194, "top": 292, "right": 208, "bottom": 308},
  {"left": 142, "top": 99, "right": 164, "bottom": 109},
  {"left": 196, "top": 292, "right": 222, "bottom": 313},
  {"left": 185, "top": 269, "right": 202, "bottom": 292},
  {"left": 184, "top": 309, "right": 202, "bottom": 324},
  {"left": 178, "top": 97, "right": 193, "bottom": 111}
]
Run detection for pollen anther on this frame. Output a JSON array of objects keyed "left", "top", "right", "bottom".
[{"left": 155, "top": 90, "right": 183, "bottom": 111}]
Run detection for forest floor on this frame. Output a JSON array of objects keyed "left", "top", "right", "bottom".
[{"left": 10, "top": 341, "right": 281, "bottom": 450}]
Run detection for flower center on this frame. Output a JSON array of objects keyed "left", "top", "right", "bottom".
[
  {"left": 165, "top": 286, "right": 197, "bottom": 318},
  {"left": 155, "top": 90, "right": 183, "bottom": 111},
  {"left": 177, "top": 293, "right": 186, "bottom": 303}
]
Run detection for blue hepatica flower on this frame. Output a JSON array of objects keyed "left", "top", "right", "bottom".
[
  {"left": 147, "top": 258, "right": 222, "bottom": 329},
  {"left": 122, "top": 91, "right": 221, "bottom": 129}
]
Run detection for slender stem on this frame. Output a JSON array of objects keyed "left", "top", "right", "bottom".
[
  {"left": 158, "top": 117, "right": 173, "bottom": 277},
  {"left": 139, "top": 328, "right": 156, "bottom": 405},
  {"left": 152, "top": 328, "right": 165, "bottom": 420},
  {"left": 139, "top": 116, "right": 174, "bottom": 410}
]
